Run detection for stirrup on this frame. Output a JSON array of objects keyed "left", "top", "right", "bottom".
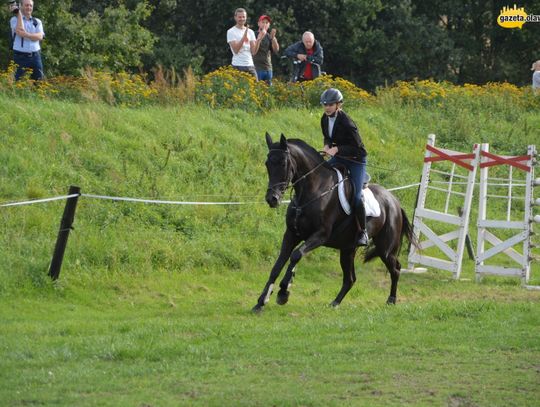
[{"left": 357, "top": 230, "right": 368, "bottom": 247}]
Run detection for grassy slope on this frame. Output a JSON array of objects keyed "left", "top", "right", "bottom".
[
  {"left": 0, "top": 94, "right": 539, "bottom": 406},
  {"left": 0, "top": 95, "right": 431, "bottom": 292}
]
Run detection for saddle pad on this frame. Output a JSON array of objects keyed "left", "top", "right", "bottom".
[
  {"left": 363, "top": 186, "right": 381, "bottom": 217},
  {"left": 334, "top": 169, "right": 352, "bottom": 215},
  {"left": 334, "top": 168, "right": 381, "bottom": 217}
]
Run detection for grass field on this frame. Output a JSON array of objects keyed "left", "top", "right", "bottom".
[
  {"left": 1, "top": 269, "right": 539, "bottom": 406},
  {"left": 1, "top": 93, "right": 539, "bottom": 406}
]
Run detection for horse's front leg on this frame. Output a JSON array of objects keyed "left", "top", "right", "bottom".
[
  {"left": 252, "top": 229, "right": 300, "bottom": 313},
  {"left": 276, "top": 230, "right": 329, "bottom": 305}
]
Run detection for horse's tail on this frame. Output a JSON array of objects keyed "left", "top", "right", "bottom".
[{"left": 401, "top": 208, "right": 419, "bottom": 255}]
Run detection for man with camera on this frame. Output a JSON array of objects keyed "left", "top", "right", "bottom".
[
  {"left": 284, "top": 31, "right": 323, "bottom": 82},
  {"left": 8, "top": 0, "right": 45, "bottom": 80}
]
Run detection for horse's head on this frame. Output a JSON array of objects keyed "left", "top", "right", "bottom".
[{"left": 265, "top": 132, "right": 293, "bottom": 208}]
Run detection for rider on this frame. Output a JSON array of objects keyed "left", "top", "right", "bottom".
[{"left": 320, "top": 88, "right": 369, "bottom": 246}]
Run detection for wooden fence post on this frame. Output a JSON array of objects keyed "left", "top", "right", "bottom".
[{"left": 48, "top": 185, "right": 80, "bottom": 280}]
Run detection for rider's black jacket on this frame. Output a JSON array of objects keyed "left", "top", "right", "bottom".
[{"left": 321, "top": 110, "right": 367, "bottom": 161}]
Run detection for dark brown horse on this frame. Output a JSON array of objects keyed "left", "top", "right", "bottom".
[{"left": 252, "top": 133, "right": 417, "bottom": 312}]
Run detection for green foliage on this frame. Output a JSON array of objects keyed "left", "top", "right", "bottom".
[
  {"left": 358, "top": 0, "right": 454, "bottom": 90},
  {"left": 46, "top": 1, "right": 155, "bottom": 75},
  {"left": 195, "top": 66, "right": 270, "bottom": 110},
  {"left": 0, "top": 0, "right": 155, "bottom": 75},
  {"left": 195, "top": 67, "right": 373, "bottom": 111},
  {"left": 1, "top": 1, "right": 539, "bottom": 89},
  {"left": 413, "top": 0, "right": 540, "bottom": 85}
]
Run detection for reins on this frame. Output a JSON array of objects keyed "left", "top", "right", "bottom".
[
  {"left": 291, "top": 159, "right": 328, "bottom": 188},
  {"left": 267, "top": 149, "right": 329, "bottom": 194},
  {"left": 292, "top": 173, "right": 346, "bottom": 210},
  {"left": 267, "top": 147, "right": 352, "bottom": 236},
  {"left": 289, "top": 153, "right": 348, "bottom": 235},
  {"left": 267, "top": 148, "right": 348, "bottom": 209}
]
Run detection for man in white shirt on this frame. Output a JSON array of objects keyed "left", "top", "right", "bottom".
[
  {"left": 226, "top": 8, "right": 260, "bottom": 79},
  {"left": 9, "top": 0, "right": 45, "bottom": 80}
]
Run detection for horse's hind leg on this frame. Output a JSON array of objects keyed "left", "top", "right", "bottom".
[
  {"left": 381, "top": 253, "right": 401, "bottom": 305},
  {"left": 252, "top": 229, "right": 300, "bottom": 313},
  {"left": 330, "top": 248, "right": 357, "bottom": 307}
]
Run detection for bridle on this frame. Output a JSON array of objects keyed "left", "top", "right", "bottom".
[
  {"left": 266, "top": 149, "right": 294, "bottom": 198},
  {"left": 266, "top": 148, "right": 345, "bottom": 204},
  {"left": 266, "top": 147, "right": 349, "bottom": 235},
  {"left": 266, "top": 148, "right": 328, "bottom": 197}
]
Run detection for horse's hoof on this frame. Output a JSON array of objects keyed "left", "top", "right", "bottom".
[
  {"left": 330, "top": 301, "right": 340, "bottom": 308},
  {"left": 276, "top": 290, "right": 289, "bottom": 305},
  {"left": 251, "top": 304, "right": 264, "bottom": 313},
  {"left": 386, "top": 296, "right": 396, "bottom": 305}
]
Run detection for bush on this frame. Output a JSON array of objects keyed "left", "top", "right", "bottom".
[
  {"left": 0, "top": 64, "right": 537, "bottom": 112},
  {"left": 376, "top": 79, "right": 540, "bottom": 112},
  {"left": 195, "top": 66, "right": 271, "bottom": 111}
]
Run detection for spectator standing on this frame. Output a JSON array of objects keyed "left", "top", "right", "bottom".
[
  {"left": 253, "top": 14, "right": 279, "bottom": 84},
  {"left": 9, "top": 0, "right": 45, "bottom": 81},
  {"left": 284, "top": 31, "right": 323, "bottom": 82},
  {"left": 226, "top": 8, "right": 258, "bottom": 79},
  {"left": 532, "top": 60, "right": 540, "bottom": 92}
]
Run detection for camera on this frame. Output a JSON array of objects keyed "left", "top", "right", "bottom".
[{"left": 8, "top": 1, "right": 19, "bottom": 14}]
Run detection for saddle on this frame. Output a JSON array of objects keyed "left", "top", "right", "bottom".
[{"left": 332, "top": 166, "right": 381, "bottom": 217}]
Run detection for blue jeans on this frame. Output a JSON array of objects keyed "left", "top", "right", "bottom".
[
  {"left": 256, "top": 70, "right": 273, "bottom": 84},
  {"left": 328, "top": 156, "right": 367, "bottom": 208},
  {"left": 14, "top": 51, "right": 44, "bottom": 81},
  {"left": 232, "top": 65, "right": 258, "bottom": 80}
]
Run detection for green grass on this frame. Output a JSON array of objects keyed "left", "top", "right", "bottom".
[
  {"left": 1, "top": 270, "right": 539, "bottom": 406},
  {"left": 1, "top": 93, "right": 539, "bottom": 405}
]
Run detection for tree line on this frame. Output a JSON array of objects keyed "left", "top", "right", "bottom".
[{"left": 2, "top": 0, "right": 539, "bottom": 90}]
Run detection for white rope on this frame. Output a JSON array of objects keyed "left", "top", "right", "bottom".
[
  {"left": 0, "top": 194, "right": 79, "bottom": 207},
  {"left": 0, "top": 182, "right": 422, "bottom": 209},
  {"left": 81, "top": 193, "right": 265, "bottom": 205},
  {"left": 387, "top": 183, "right": 420, "bottom": 192}
]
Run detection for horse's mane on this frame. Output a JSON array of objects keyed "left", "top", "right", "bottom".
[{"left": 286, "top": 139, "right": 333, "bottom": 169}]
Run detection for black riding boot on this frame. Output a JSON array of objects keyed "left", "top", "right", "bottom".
[{"left": 355, "top": 200, "right": 369, "bottom": 247}]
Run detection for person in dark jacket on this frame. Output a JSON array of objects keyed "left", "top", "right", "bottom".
[
  {"left": 320, "top": 88, "right": 369, "bottom": 246},
  {"left": 284, "top": 31, "right": 323, "bottom": 82}
]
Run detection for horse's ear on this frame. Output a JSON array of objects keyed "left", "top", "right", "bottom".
[
  {"left": 265, "top": 132, "right": 273, "bottom": 149},
  {"left": 279, "top": 134, "right": 288, "bottom": 150}
]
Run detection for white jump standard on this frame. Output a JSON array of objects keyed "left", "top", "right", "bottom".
[
  {"left": 475, "top": 144, "right": 538, "bottom": 285},
  {"left": 406, "top": 134, "right": 479, "bottom": 279}
]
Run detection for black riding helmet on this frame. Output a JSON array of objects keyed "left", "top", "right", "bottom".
[{"left": 320, "top": 88, "right": 343, "bottom": 105}]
